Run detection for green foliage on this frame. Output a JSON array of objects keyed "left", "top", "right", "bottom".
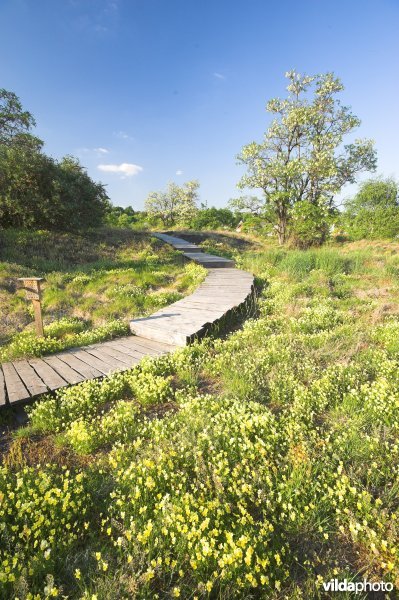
[
  {"left": 188, "top": 206, "right": 238, "bottom": 230},
  {"left": 343, "top": 177, "right": 399, "bottom": 240},
  {"left": 237, "top": 71, "right": 377, "bottom": 244}
]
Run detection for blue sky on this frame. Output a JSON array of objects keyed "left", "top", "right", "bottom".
[{"left": 0, "top": 0, "right": 398, "bottom": 209}]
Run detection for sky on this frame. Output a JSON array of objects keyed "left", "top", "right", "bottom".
[{"left": 0, "top": 0, "right": 398, "bottom": 209}]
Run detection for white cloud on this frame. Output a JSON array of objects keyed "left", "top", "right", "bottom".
[
  {"left": 213, "top": 72, "right": 226, "bottom": 80},
  {"left": 176, "top": 170, "right": 183, "bottom": 176},
  {"left": 94, "top": 147, "right": 109, "bottom": 154},
  {"left": 97, "top": 163, "right": 143, "bottom": 177}
]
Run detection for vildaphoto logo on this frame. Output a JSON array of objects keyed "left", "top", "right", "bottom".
[{"left": 321, "top": 578, "right": 394, "bottom": 594}]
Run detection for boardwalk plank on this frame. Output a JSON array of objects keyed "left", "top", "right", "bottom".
[
  {"left": 43, "top": 356, "right": 85, "bottom": 385},
  {"left": 89, "top": 344, "right": 139, "bottom": 367},
  {"left": 2, "top": 362, "right": 29, "bottom": 404},
  {"left": 57, "top": 353, "right": 103, "bottom": 379},
  {"left": 70, "top": 350, "right": 116, "bottom": 375},
  {"left": 12, "top": 360, "right": 48, "bottom": 397},
  {"left": 120, "top": 335, "right": 176, "bottom": 354},
  {"left": 0, "top": 367, "right": 6, "bottom": 406},
  {"left": 85, "top": 347, "right": 129, "bottom": 370},
  {"left": 29, "top": 358, "right": 68, "bottom": 391}
]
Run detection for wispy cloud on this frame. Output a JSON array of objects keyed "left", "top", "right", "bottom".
[
  {"left": 176, "top": 170, "right": 183, "bottom": 176},
  {"left": 77, "top": 147, "right": 110, "bottom": 157},
  {"left": 97, "top": 163, "right": 143, "bottom": 178},
  {"left": 113, "top": 130, "right": 134, "bottom": 141},
  {"left": 213, "top": 72, "right": 226, "bottom": 80}
]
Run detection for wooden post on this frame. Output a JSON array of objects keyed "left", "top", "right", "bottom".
[{"left": 17, "top": 277, "right": 45, "bottom": 337}]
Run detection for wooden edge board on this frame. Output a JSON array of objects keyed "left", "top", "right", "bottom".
[
  {"left": 2, "top": 362, "right": 29, "bottom": 404},
  {"left": 0, "top": 367, "right": 6, "bottom": 406}
]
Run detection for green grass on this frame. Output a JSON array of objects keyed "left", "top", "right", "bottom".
[
  {"left": 0, "top": 228, "right": 206, "bottom": 360},
  {"left": 2, "top": 236, "right": 399, "bottom": 598}
]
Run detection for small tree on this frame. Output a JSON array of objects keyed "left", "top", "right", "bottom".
[
  {"left": 145, "top": 180, "right": 199, "bottom": 227},
  {"left": 343, "top": 178, "right": 399, "bottom": 240},
  {"left": 237, "top": 71, "right": 377, "bottom": 244}
]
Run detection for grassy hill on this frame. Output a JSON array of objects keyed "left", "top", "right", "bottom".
[
  {"left": 1, "top": 234, "right": 399, "bottom": 597},
  {"left": 0, "top": 228, "right": 205, "bottom": 361}
]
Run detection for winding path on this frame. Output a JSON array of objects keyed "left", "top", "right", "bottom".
[{"left": 0, "top": 234, "right": 254, "bottom": 408}]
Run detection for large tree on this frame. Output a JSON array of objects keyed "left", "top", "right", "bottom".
[
  {"left": 0, "top": 88, "right": 36, "bottom": 145},
  {"left": 237, "top": 71, "right": 377, "bottom": 244},
  {"left": 145, "top": 180, "right": 199, "bottom": 226}
]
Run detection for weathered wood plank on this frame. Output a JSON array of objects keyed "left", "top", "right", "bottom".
[
  {"left": 70, "top": 350, "right": 116, "bottom": 375},
  {"left": 90, "top": 344, "right": 138, "bottom": 367},
  {"left": 0, "top": 367, "right": 6, "bottom": 407},
  {"left": 43, "top": 356, "right": 85, "bottom": 385},
  {"left": 29, "top": 358, "right": 68, "bottom": 391},
  {"left": 85, "top": 347, "right": 129, "bottom": 370},
  {"left": 12, "top": 360, "right": 48, "bottom": 397},
  {"left": 105, "top": 340, "right": 149, "bottom": 358},
  {"left": 121, "top": 335, "right": 176, "bottom": 354},
  {"left": 2, "top": 362, "right": 29, "bottom": 403},
  {"left": 57, "top": 353, "right": 103, "bottom": 379}
]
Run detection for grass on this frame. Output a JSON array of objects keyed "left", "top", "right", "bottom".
[
  {"left": 0, "top": 228, "right": 206, "bottom": 360},
  {"left": 2, "top": 235, "right": 399, "bottom": 598}
]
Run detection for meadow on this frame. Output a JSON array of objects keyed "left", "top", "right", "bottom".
[
  {"left": 2, "top": 234, "right": 399, "bottom": 598},
  {"left": 0, "top": 228, "right": 206, "bottom": 361}
]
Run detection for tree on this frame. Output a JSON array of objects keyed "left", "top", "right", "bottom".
[
  {"left": 145, "top": 181, "right": 199, "bottom": 226},
  {"left": 237, "top": 71, "right": 377, "bottom": 244},
  {"left": 0, "top": 89, "right": 36, "bottom": 145},
  {"left": 228, "top": 195, "right": 264, "bottom": 216},
  {"left": 343, "top": 177, "right": 399, "bottom": 240},
  {"left": 188, "top": 207, "right": 238, "bottom": 230}
]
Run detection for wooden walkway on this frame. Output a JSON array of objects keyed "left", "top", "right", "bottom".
[{"left": 0, "top": 234, "right": 254, "bottom": 408}]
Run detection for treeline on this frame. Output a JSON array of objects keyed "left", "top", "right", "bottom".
[{"left": 0, "top": 89, "right": 110, "bottom": 231}]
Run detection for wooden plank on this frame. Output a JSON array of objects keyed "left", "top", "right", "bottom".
[
  {"left": 70, "top": 350, "right": 116, "bottom": 375},
  {"left": 105, "top": 340, "right": 149, "bottom": 358},
  {"left": 0, "top": 367, "right": 6, "bottom": 407},
  {"left": 43, "top": 356, "right": 85, "bottom": 385},
  {"left": 57, "top": 352, "right": 103, "bottom": 379},
  {"left": 119, "top": 336, "right": 176, "bottom": 354},
  {"left": 85, "top": 347, "right": 130, "bottom": 370},
  {"left": 90, "top": 344, "right": 139, "bottom": 367},
  {"left": 2, "top": 362, "right": 29, "bottom": 403},
  {"left": 12, "top": 360, "right": 48, "bottom": 397},
  {"left": 29, "top": 358, "right": 68, "bottom": 391}
]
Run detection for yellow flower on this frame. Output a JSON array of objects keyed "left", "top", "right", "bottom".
[
  {"left": 74, "top": 569, "right": 81, "bottom": 579},
  {"left": 172, "top": 588, "right": 181, "bottom": 598}
]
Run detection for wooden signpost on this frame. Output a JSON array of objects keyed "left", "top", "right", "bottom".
[{"left": 17, "top": 277, "right": 45, "bottom": 337}]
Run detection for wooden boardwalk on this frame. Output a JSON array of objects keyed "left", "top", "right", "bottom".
[{"left": 0, "top": 234, "right": 254, "bottom": 408}]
